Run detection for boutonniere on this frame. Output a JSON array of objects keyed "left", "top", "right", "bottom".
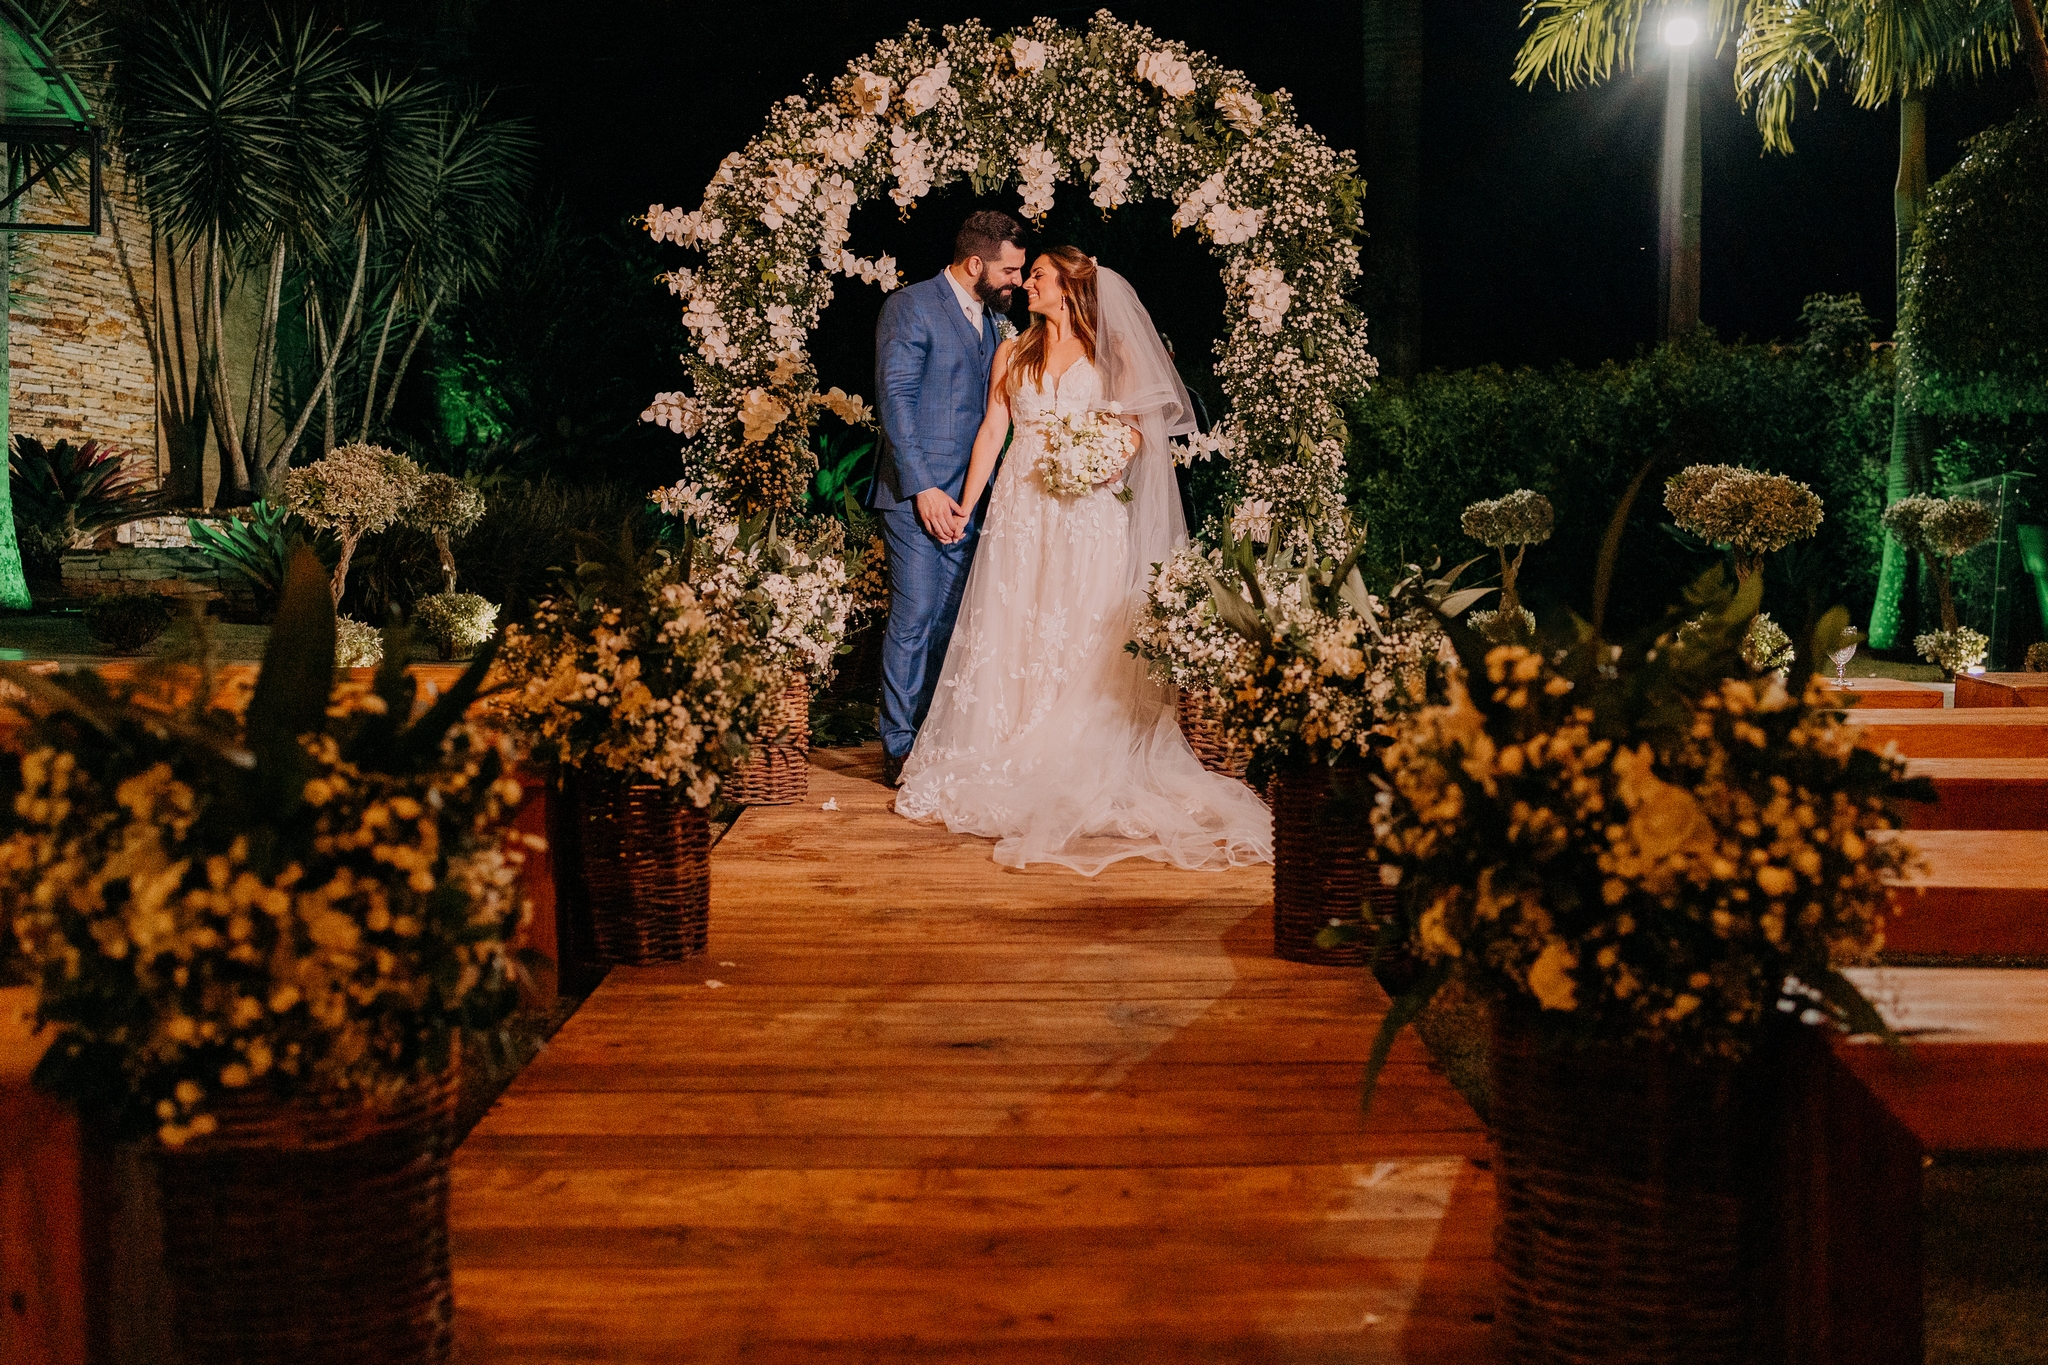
[{"left": 995, "top": 317, "right": 1018, "bottom": 342}]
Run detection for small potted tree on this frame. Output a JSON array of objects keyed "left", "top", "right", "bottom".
[
  {"left": 1883, "top": 493, "right": 2000, "bottom": 675},
  {"left": 407, "top": 473, "right": 500, "bottom": 660},
  {"left": 282, "top": 443, "right": 424, "bottom": 667},
  {"left": 1461, "top": 489, "right": 1553, "bottom": 643}
]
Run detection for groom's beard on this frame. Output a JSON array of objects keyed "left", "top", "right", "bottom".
[{"left": 973, "top": 278, "right": 1015, "bottom": 314}]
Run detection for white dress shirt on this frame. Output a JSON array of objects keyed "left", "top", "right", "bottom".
[{"left": 943, "top": 266, "right": 985, "bottom": 332}]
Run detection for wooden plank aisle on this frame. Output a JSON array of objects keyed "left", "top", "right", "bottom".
[{"left": 450, "top": 745, "right": 1496, "bottom": 1363}]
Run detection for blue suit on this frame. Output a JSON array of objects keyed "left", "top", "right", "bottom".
[{"left": 873, "top": 271, "right": 999, "bottom": 759}]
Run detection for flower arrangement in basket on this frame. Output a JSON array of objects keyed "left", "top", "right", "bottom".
[
  {"left": 497, "top": 524, "right": 778, "bottom": 807},
  {"left": 1143, "top": 520, "right": 1483, "bottom": 965},
  {"left": 0, "top": 550, "right": 527, "bottom": 1363},
  {"left": 1883, "top": 493, "right": 1999, "bottom": 675},
  {"left": 654, "top": 481, "right": 869, "bottom": 803},
  {"left": 496, "top": 526, "right": 778, "bottom": 962},
  {"left": 1365, "top": 492, "right": 1931, "bottom": 1360}
]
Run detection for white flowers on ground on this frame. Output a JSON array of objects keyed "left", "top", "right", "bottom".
[
  {"left": 335, "top": 616, "right": 383, "bottom": 667},
  {"left": 1010, "top": 37, "right": 1047, "bottom": 72},
  {"left": 1244, "top": 266, "right": 1294, "bottom": 335},
  {"left": 1018, "top": 142, "right": 1059, "bottom": 220},
  {"left": 1216, "top": 89, "right": 1263, "bottom": 133},
  {"left": 1090, "top": 133, "right": 1132, "bottom": 211},
  {"left": 900, "top": 61, "right": 951, "bottom": 115},
  {"left": 739, "top": 389, "right": 790, "bottom": 443},
  {"left": 1135, "top": 50, "right": 1196, "bottom": 98}
]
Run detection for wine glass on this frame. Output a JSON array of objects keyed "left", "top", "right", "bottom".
[{"left": 1829, "top": 627, "right": 1863, "bottom": 688}]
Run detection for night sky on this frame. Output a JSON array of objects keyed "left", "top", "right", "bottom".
[{"left": 466, "top": 0, "right": 2030, "bottom": 377}]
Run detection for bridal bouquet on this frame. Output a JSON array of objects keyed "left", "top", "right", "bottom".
[
  {"left": 1034, "top": 409, "right": 1139, "bottom": 499},
  {"left": 496, "top": 531, "right": 779, "bottom": 806}
]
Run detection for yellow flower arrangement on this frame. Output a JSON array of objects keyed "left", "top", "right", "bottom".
[
  {"left": 0, "top": 552, "right": 529, "bottom": 1145},
  {"left": 1368, "top": 568, "right": 1929, "bottom": 1085}
]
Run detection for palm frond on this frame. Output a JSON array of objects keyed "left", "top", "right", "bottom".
[{"left": 1516, "top": 0, "right": 1757, "bottom": 89}]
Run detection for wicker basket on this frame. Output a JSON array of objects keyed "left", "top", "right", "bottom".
[
  {"left": 726, "top": 672, "right": 812, "bottom": 805},
  {"left": 576, "top": 778, "right": 712, "bottom": 963},
  {"left": 1175, "top": 686, "right": 1252, "bottom": 780},
  {"left": 153, "top": 1068, "right": 460, "bottom": 1365},
  {"left": 1491, "top": 1019, "right": 1755, "bottom": 1364},
  {"left": 1269, "top": 759, "right": 1399, "bottom": 966}
]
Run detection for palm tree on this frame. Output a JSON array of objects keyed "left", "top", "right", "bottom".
[
  {"left": 1363, "top": 0, "right": 1425, "bottom": 380},
  {"left": 1515, "top": 0, "right": 2048, "bottom": 648},
  {"left": 110, "top": 6, "right": 530, "bottom": 502}
]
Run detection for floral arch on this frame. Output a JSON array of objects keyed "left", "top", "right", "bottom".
[{"left": 641, "top": 10, "right": 1373, "bottom": 544}]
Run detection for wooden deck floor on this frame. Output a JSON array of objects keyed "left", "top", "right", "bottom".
[{"left": 450, "top": 746, "right": 1496, "bottom": 1363}]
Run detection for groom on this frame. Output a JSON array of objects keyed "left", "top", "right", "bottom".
[{"left": 872, "top": 209, "right": 1028, "bottom": 786}]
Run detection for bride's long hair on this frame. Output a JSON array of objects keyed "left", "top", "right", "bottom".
[{"left": 1005, "top": 246, "right": 1100, "bottom": 397}]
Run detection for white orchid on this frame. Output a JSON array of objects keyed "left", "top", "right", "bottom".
[
  {"left": 900, "top": 61, "right": 952, "bottom": 115},
  {"left": 1244, "top": 266, "right": 1294, "bottom": 335},
  {"left": 1134, "top": 50, "right": 1197, "bottom": 99},
  {"left": 1018, "top": 141, "right": 1059, "bottom": 220},
  {"left": 1011, "top": 37, "right": 1047, "bottom": 72},
  {"left": 1216, "top": 89, "right": 1264, "bottom": 133},
  {"left": 849, "top": 71, "right": 891, "bottom": 116},
  {"left": 739, "top": 388, "right": 789, "bottom": 443},
  {"left": 820, "top": 387, "right": 874, "bottom": 426},
  {"left": 1204, "top": 204, "right": 1265, "bottom": 245}
]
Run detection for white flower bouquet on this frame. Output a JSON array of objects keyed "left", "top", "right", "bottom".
[
  {"left": 496, "top": 536, "right": 779, "bottom": 806},
  {"left": 1034, "top": 409, "right": 1139, "bottom": 498}
]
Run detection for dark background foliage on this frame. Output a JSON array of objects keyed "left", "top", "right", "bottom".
[{"left": 1903, "top": 107, "right": 2048, "bottom": 421}]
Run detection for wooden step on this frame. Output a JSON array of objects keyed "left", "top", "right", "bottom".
[
  {"left": 1822, "top": 677, "right": 1948, "bottom": 709},
  {"left": 1900, "top": 759, "right": 2048, "bottom": 830},
  {"left": 1954, "top": 673, "right": 2048, "bottom": 708},
  {"left": 1850, "top": 708, "right": 2048, "bottom": 758},
  {"left": 1, "top": 986, "right": 88, "bottom": 1365},
  {"left": 1886, "top": 830, "right": 2048, "bottom": 957},
  {"left": 1835, "top": 967, "right": 2048, "bottom": 1152}
]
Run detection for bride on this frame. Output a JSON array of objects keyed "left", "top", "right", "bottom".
[{"left": 894, "top": 246, "right": 1273, "bottom": 875}]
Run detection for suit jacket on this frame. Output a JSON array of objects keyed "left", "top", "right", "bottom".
[{"left": 871, "top": 271, "right": 999, "bottom": 511}]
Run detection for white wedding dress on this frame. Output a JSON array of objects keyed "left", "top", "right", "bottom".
[{"left": 894, "top": 353, "right": 1273, "bottom": 874}]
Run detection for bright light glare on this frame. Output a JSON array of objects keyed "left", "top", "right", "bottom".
[{"left": 1663, "top": 14, "right": 1702, "bottom": 45}]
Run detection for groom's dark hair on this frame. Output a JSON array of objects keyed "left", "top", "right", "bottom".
[{"left": 954, "top": 209, "right": 1026, "bottom": 265}]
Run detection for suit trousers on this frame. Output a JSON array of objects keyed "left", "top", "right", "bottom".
[{"left": 878, "top": 502, "right": 980, "bottom": 759}]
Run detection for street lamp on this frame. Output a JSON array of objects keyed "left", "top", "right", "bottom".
[{"left": 1658, "top": 11, "right": 1702, "bottom": 339}]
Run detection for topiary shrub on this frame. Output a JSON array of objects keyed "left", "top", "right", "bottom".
[
  {"left": 406, "top": 474, "right": 487, "bottom": 594},
  {"left": 412, "top": 592, "right": 500, "bottom": 660},
  {"left": 1903, "top": 108, "right": 2048, "bottom": 420},
  {"left": 1663, "top": 464, "right": 1824, "bottom": 581},
  {"left": 83, "top": 594, "right": 174, "bottom": 653},
  {"left": 335, "top": 616, "right": 384, "bottom": 668},
  {"left": 281, "top": 444, "right": 423, "bottom": 607},
  {"left": 1461, "top": 489, "right": 1552, "bottom": 639}
]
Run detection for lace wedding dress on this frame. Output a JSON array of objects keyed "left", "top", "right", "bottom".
[{"left": 895, "top": 354, "right": 1273, "bottom": 874}]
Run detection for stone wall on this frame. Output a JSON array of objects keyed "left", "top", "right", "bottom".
[
  {"left": 60, "top": 513, "right": 254, "bottom": 608},
  {"left": 7, "top": 146, "right": 159, "bottom": 468}
]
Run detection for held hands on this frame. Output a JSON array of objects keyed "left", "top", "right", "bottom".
[{"left": 916, "top": 487, "right": 970, "bottom": 544}]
